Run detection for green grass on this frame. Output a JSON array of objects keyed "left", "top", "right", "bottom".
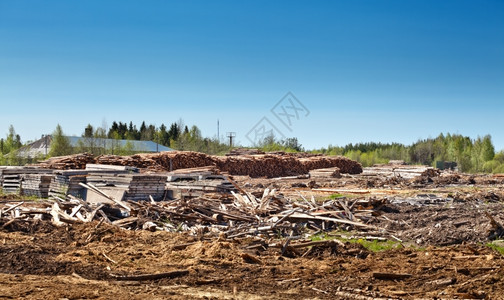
[
  {"left": 327, "top": 193, "right": 360, "bottom": 200},
  {"left": 310, "top": 232, "right": 402, "bottom": 252},
  {"left": 487, "top": 242, "right": 504, "bottom": 256},
  {"left": 353, "top": 238, "right": 402, "bottom": 252},
  {"left": 22, "top": 195, "right": 42, "bottom": 201}
]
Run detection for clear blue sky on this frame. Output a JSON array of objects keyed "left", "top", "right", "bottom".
[{"left": 1, "top": 0, "right": 503, "bottom": 150}]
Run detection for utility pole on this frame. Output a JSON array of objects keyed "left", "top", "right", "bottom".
[
  {"left": 217, "top": 119, "right": 220, "bottom": 143},
  {"left": 226, "top": 132, "right": 236, "bottom": 148}
]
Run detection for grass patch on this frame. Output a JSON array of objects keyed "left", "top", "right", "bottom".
[
  {"left": 310, "top": 232, "right": 402, "bottom": 252},
  {"left": 352, "top": 239, "right": 402, "bottom": 252},
  {"left": 327, "top": 193, "right": 360, "bottom": 200},
  {"left": 487, "top": 242, "right": 504, "bottom": 256},
  {"left": 311, "top": 232, "right": 333, "bottom": 241}
]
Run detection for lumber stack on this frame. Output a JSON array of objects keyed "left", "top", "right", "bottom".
[
  {"left": 86, "top": 173, "right": 167, "bottom": 202},
  {"left": 85, "top": 163, "right": 138, "bottom": 173},
  {"left": 87, "top": 173, "right": 132, "bottom": 188},
  {"left": 0, "top": 167, "right": 53, "bottom": 194},
  {"left": 124, "top": 175, "right": 167, "bottom": 201},
  {"left": 21, "top": 174, "right": 54, "bottom": 198},
  {"left": 2, "top": 174, "right": 21, "bottom": 194},
  {"left": 167, "top": 179, "right": 236, "bottom": 196},
  {"left": 49, "top": 173, "right": 87, "bottom": 199},
  {"left": 361, "top": 165, "right": 432, "bottom": 179},
  {"left": 309, "top": 167, "right": 341, "bottom": 179}
]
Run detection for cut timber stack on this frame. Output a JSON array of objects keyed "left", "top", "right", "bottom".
[
  {"left": 85, "top": 163, "right": 138, "bottom": 173},
  {"left": 94, "top": 152, "right": 216, "bottom": 172},
  {"left": 34, "top": 151, "right": 363, "bottom": 177},
  {"left": 214, "top": 155, "right": 301, "bottom": 178},
  {"left": 214, "top": 155, "right": 362, "bottom": 178},
  {"left": 125, "top": 175, "right": 167, "bottom": 201},
  {"left": 87, "top": 173, "right": 132, "bottom": 188},
  {"left": 361, "top": 165, "right": 432, "bottom": 179},
  {"left": 0, "top": 167, "right": 53, "bottom": 194},
  {"left": 21, "top": 174, "right": 54, "bottom": 198},
  {"left": 167, "top": 179, "right": 236, "bottom": 196},
  {"left": 225, "top": 148, "right": 265, "bottom": 156},
  {"left": 35, "top": 152, "right": 95, "bottom": 169},
  {"left": 299, "top": 156, "right": 362, "bottom": 174},
  {"left": 86, "top": 173, "right": 167, "bottom": 202},
  {"left": 309, "top": 167, "right": 341, "bottom": 179},
  {"left": 150, "top": 152, "right": 217, "bottom": 171},
  {"left": 49, "top": 172, "right": 87, "bottom": 199},
  {"left": 2, "top": 175, "right": 21, "bottom": 194},
  {"left": 166, "top": 166, "right": 220, "bottom": 181}
]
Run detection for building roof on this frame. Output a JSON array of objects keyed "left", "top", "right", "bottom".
[
  {"left": 66, "top": 136, "right": 173, "bottom": 152},
  {"left": 16, "top": 135, "right": 173, "bottom": 158}
]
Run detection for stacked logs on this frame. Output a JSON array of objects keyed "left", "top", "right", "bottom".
[
  {"left": 35, "top": 153, "right": 95, "bottom": 170},
  {"left": 94, "top": 152, "right": 216, "bottom": 172},
  {"left": 35, "top": 151, "right": 362, "bottom": 177},
  {"left": 225, "top": 148, "right": 265, "bottom": 156},
  {"left": 215, "top": 155, "right": 362, "bottom": 177},
  {"left": 299, "top": 156, "right": 362, "bottom": 174}
]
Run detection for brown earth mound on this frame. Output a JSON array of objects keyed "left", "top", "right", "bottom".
[{"left": 35, "top": 151, "right": 363, "bottom": 177}]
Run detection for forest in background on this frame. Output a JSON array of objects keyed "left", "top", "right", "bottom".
[{"left": 1, "top": 122, "right": 503, "bottom": 173}]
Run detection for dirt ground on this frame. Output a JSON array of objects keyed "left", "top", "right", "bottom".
[
  {"left": 2, "top": 173, "right": 504, "bottom": 299},
  {"left": 1, "top": 220, "right": 504, "bottom": 299}
]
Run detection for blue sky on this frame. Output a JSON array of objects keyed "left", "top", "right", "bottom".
[{"left": 1, "top": 0, "right": 503, "bottom": 150}]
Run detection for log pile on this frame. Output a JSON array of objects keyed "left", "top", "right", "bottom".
[
  {"left": 299, "top": 156, "right": 362, "bottom": 174},
  {"left": 309, "top": 167, "right": 341, "bottom": 179},
  {"left": 21, "top": 174, "right": 53, "bottom": 198},
  {"left": 214, "top": 155, "right": 301, "bottom": 178},
  {"left": 226, "top": 148, "right": 265, "bottom": 156},
  {"left": 34, "top": 151, "right": 363, "bottom": 177},
  {"left": 215, "top": 155, "right": 362, "bottom": 178},
  {"left": 93, "top": 152, "right": 217, "bottom": 172},
  {"left": 35, "top": 153, "right": 95, "bottom": 169}
]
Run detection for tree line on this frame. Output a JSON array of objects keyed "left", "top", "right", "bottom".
[
  {"left": 255, "top": 132, "right": 504, "bottom": 173},
  {"left": 310, "top": 133, "right": 503, "bottom": 173},
  {"left": 0, "top": 121, "right": 231, "bottom": 165},
  {"left": 2, "top": 123, "right": 503, "bottom": 173}
]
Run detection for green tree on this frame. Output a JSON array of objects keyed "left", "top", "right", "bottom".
[
  {"left": 481, "top": 135, "right": 495, "bottom": 162},
  {"left": 281, "top": 137, "right": 303, "bottom": 152},
  {"left": 84, "top": 124, "right": 94, "bottom": 138},
  {"left": 49, "top": 124, "right": 72, "bottom": 157}
]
